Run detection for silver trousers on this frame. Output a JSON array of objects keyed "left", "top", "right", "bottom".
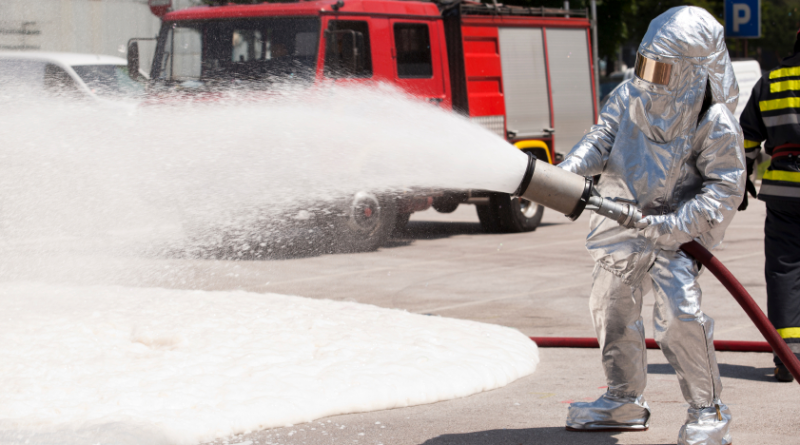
[{"left": 591, "top": 249, "right": 723, "bottom": 408}]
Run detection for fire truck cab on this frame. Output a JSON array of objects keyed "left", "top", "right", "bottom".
[{"left": 131, "top": 0, "right": 597, "bottom": 249}]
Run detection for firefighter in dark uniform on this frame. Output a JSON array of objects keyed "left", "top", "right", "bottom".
[{"left": 738, "top": 29, "right": 800, "bottom": 382}]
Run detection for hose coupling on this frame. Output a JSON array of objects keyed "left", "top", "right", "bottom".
[{"left": 587, "top": 196, "right": 643, "bottom": 229}]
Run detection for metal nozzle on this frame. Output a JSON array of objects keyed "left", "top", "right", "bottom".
[
  {"left": 514, "top": 152, "right": 594, "bottom": 221},
  {"left": 586, "top": 195, "right": 643, "bottom": 229},
  {"left": 512, "top": 152, "right": 642, "bottom": 227}
]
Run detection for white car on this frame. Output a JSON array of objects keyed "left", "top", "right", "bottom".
[
  {"left": 731, "top": 59, "right": 762, "bottom": 120},
  {"left": 0, "top": 51, "right": 144, "bottom": 100}
]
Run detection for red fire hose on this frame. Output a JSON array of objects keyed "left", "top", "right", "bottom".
[
  {"left": 530, "top": 337, "right": 773, "bottom": 353},
  {"left": 681, "top": 241, "right": 800, "bottom": 382},
  {"left": 530, "top": 241, "right": 800, "bottom": 384}
]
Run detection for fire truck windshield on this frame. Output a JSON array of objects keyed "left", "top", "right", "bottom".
[{"left": 152, "top": 17, "right": 320, "bottom": 86}]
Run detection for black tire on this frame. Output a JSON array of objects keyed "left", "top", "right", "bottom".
[
  {"left": 476, "top": 200, "right": 503, "bottom": 233},
  {"left": 493, "top": 193, "right": 544, "bottom": 233},
  {"left": 476, "top": 193, "right": 543, "bottom": 233},
  {"left": 394, "top": 212, "right": 411, "bottom": 231},
  {"left": 432, "top": 195, "right": 459, "bottom": 213},
  {"left": 333, "top": 192, "right": 397, "bottom": 252}
]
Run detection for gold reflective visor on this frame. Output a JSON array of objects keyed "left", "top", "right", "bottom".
[{"left": 634, "top": 53, "right": 672, "bottom": 85}]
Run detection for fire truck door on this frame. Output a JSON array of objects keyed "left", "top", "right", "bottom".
[
  {"left": 389, "top": 20, "right": 446, "bottom": 103},
  {"left": 544, "top": 28, "right": 595, "bottom": 157},
  {"left": 498, "top": 28, "right": 551, "bottom": 140},
  {"left": 323, "top": 19, "right": 375, "bottom": 84}
]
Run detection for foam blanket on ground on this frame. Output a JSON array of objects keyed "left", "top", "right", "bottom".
[{"left": 0, "top": 283, "right": 539, "bottom": 445}]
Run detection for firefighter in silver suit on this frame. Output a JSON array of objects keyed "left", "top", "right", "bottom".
[{"left": 558, "top": 7, "right": 745, "bottom": 444}]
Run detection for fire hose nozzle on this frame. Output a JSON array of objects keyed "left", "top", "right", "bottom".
[
  {"left": 586, "top": 195, "right": 643, "bottom": 229},
  {"left": 514, "top": 153, "right": 593, "bottom": 220},
  {"left": 513, "top": 152, "right": 642, "bottom": 227}
]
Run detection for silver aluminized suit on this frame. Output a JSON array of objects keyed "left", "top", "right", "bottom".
[{"left": 559, "top": 7, "right": 745, "bottom": 445}]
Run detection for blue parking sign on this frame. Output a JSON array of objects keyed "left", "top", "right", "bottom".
[{"left": 725, "top": 0, "right": 761, "bottom": 38}]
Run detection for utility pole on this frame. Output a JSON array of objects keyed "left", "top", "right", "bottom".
[{"left": 590, "top": 0, "right": 600, "bottom": 117}]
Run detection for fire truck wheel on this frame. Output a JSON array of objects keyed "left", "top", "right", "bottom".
[
  {"left": 476, "top": 200, "right": 503, "bottom": 233},
  {"left": 494, "top": 193, "right": 544, "bottom": 232},
  {"left": 333, "top": 192, "right": 397, "bottom": 252}
]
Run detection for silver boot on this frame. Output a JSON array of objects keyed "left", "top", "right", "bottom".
[
  {"left": 677, "top": 402, "right": 732, "bottom": 445},
  {"left": 566, "top": 393, "right": 651, "bottom": 431}
]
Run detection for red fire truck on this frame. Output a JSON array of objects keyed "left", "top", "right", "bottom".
[{"left": 130, "top": 0, "right": 597, "bottom": 251}]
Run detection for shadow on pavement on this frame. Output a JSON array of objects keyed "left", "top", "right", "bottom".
[
  {"left": 173, "top": 217, "right": 557, "bottom": 260},
  {"left": 648, "top": 362, "right": 775, "bottom": 382},
  {"left": 388, "top": 221, "right": 484, "bottom": 243},
  {"left": 390, "top": 220, "right": 558, "bottom": 242},
  {"left": 418, "top": 426, "right": 626, "bottom": 445}
]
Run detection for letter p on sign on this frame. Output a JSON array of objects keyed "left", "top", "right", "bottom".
[
  {"left": 725, "top": 0, "right": 760, "bottom": 38},
  {"left": 733, "top": 4, "right": 750, "bottom": 32}
]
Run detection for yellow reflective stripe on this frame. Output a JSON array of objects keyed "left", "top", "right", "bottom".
[
  {"left": 777, "top": 327, "right": 800, "bottom": 339},
  {"left": 759, "top": 97, "right": 800, "bottom": 112},
  {"left": 744, "top": 140, "right": 761, "bottom": 149},
  {"left": 770, "top": 66, "right": 800, "bottom": 79},
  {"left": 763, "top": 170, "right": 800, "bottom": 183},
  {"left": 771, "top": 79, "right": 800, "bottom": 93}
]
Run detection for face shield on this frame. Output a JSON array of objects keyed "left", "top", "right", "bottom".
[{"left": 633, "top": 52, "right": 672, "bottom": 86}]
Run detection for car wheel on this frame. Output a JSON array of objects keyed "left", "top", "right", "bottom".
[
  {"left": 334, "top": 192, "right": 397, "bottom": 252},
  {"left": 394, "top": 212, "right": 411, "bottom": 231},
  {"left": 432, "top": 195, "right": 459, "bottom": 213}
]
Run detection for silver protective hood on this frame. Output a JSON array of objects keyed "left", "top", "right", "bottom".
[
  {"left": 630, "top": 6, "right": 739, "bottom": 143},
  {"left": 559, "top": 6, "right": 745, "bottom": 285}
]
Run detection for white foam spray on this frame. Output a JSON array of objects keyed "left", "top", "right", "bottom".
[
  {"left": 0, "top": 84, "right": 537, "bottom": 445},
  {"left": 0, "top": 283, "right": 538, "bottom": 445},
  {"left": 0, "top": 84, "right": 527, "bottom": 264}
]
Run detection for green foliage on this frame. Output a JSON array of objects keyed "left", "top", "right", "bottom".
[
  {"left": 195, "top": 0, "right": 799, "bottom": 65},
  {"left": 595, "top": 0, "right": 633, "bottom": 62},
  {"left": 497, "top": 0, "right": 798, "bottom": 65},
  {"left": 751, "top": 0, "right": 800, "bottom": 61},
  {"left": 624, "top": 0, "right": 723, "bottom": 43},
  {"left": 495, "top": 0, "right": 633, "bottom": 62}
]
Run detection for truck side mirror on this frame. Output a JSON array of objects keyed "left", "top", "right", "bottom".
[{"left": 127, "top": 41, "right": 140, "bottom": 81}]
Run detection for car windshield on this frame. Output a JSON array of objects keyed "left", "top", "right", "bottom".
[
  {"left": 154, "top": 17, "right": 321, "bottom": 86},
  {"left": 71, "top": 65, "right": 145, "bottom": 98}
]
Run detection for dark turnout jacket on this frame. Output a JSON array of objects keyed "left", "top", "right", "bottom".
[{"left": 740, "top": 52, "right": 800, "bottom": 202}]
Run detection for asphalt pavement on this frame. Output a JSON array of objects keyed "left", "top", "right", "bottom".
[
  {"left": 4, "top": 197, "right": 796, "bottom": 444},
  {"left": 191, "top": 198, "right": 797, "bottom": 445}
]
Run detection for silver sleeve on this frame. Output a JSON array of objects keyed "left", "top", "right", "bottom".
[
  {"left": 645, "top": 130, "right": 745, "bottom": 250},
  {"left": 558, "top": 91, "right": 624, "bottom": 176}
]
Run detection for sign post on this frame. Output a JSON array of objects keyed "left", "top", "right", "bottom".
[{"left": 724, "top": 0, "right": 761, "bottom": 58}]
